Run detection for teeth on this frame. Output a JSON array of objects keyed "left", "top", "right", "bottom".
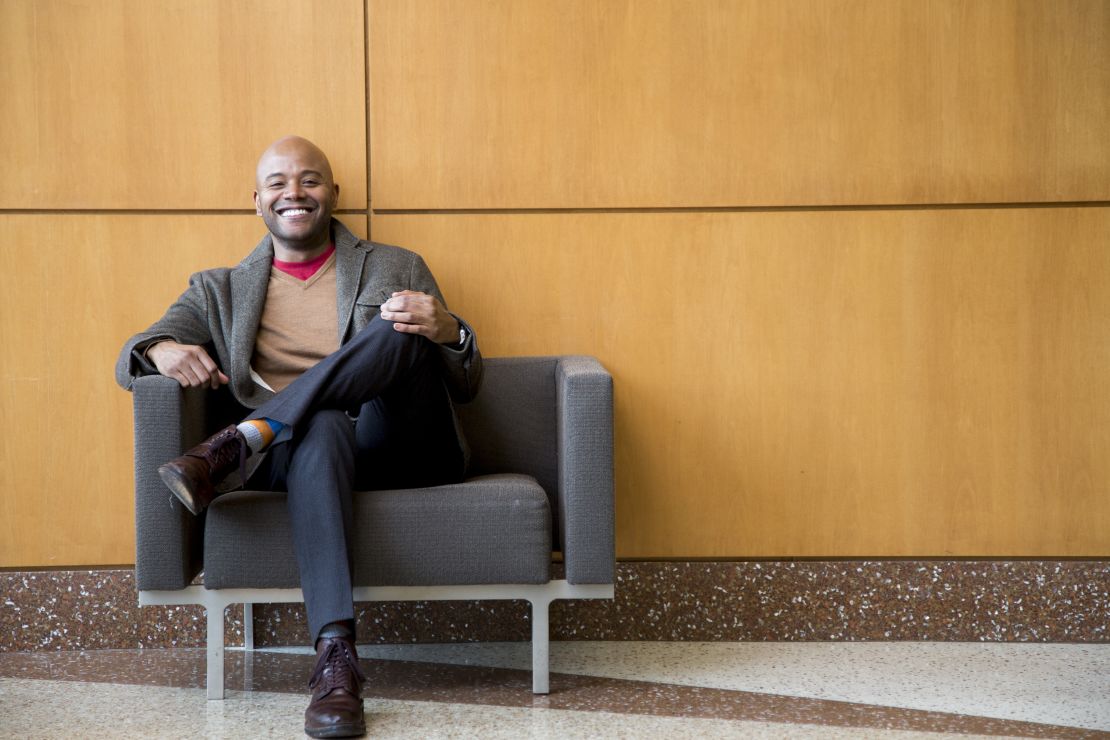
[{"left": 280, "top": 208, "right": 310, "bottom": 217}]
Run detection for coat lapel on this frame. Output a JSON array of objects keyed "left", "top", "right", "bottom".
[
  {"left": 334, "top": 221, "right": 371, "bottom": 342},
  {"left": 228, "top": 234, "right": 274, "bottom": 406}
]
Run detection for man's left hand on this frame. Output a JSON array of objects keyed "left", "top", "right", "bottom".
[{"left": 380, "top": 290, "right": 461, "bottom": 344}]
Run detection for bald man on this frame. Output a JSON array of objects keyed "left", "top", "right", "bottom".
[{"left": 116, "top": 136, "right": 482, "bottom": 737}]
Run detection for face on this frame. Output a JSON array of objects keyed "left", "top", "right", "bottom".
[{"left": 253, "top": 137, "right": 340, "bottom": 254}]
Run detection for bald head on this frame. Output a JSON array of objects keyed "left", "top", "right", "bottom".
[
  {"left": 255, "top": 135, "right": 334, "bottom": 187},
  {"left": 253, "top": 136, "right": 340, "bottom": 259}
]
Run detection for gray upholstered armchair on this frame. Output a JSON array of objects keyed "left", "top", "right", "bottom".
[{"left": 131, "top": 356, "right": 614, "bottom": 699}]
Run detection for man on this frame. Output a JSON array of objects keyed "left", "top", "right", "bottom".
[{"left": 115, "top": 136, "right": 482, "bottom": 738}]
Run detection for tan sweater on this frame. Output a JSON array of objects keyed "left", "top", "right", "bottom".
[{"left": 250, "top": 254, "right": 339, "bottom": 393}]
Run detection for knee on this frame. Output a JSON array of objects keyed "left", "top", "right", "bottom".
[{"left": 363, "top": 315, "right": 435, "bottom": 359}]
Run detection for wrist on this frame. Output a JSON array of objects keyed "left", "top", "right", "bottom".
[
  {"left": 442, "top": 320, "right": 466, "bottom": 346},
  {"left": 144, "top": 340, "right": 170, "bottom": 361}
]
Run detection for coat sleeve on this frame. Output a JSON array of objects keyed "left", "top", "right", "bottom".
[
  {"left": 114, "top": 272, "right": 214, "bottom": 391},
  {"left": 408, "top": 254, "right": 484, "bottom": 403}
]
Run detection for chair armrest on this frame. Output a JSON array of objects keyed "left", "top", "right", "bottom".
[
  {"left": 132, "top": 374, "right": 210, "bottom": 591},
  {"left": 556, "top": 356, "right": 615, "bottom": 584}
]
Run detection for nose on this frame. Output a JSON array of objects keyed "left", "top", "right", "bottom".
[{"left": 283, "top": 180, "right": 304, "bottom": 199}]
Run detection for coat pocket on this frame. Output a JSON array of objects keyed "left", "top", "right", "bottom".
[
  {"left": 352, "top": 286, "right": 407, "bottom": 331},
  {"left": 352, "top": 301, "right": 380, "bottom": 333}
]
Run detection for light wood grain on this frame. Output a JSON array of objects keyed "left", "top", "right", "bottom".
[
  {"left": 372, "top": 207, "right": 1110, "bottom": 557},
  {"left": 0, "top": 214, "right": 367, "bottom": 567},
  {"left": 368, "top": 0, "right": 1110, "bottom": 209},
  {"left": 0, "top": 0, "right": 367, "bottom": 210}
]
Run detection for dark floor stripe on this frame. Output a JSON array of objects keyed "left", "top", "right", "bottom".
[{"left": 0, "top": 649, "right": 1103, "bottom": 738}]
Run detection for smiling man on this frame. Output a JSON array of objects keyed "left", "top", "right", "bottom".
[{"left": 116, "top": 136, "right": 482, "bottom": 738}]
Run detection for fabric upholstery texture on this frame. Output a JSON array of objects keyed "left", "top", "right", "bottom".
[
  {"left": 456, "top": 357, "right": 559, "bottom": 523},
  {"left": 557, "top": 357, "right": 616, "bottom": 584},
  {"left": 132, "top": 375, "right": 205, "bottom": 591},
  {"left": 204, "top": 475, "right": 551, "bottom": 588}
]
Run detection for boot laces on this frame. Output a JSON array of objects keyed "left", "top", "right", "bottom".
[
  {"left": 309, "top": 639, "right": 365, "bottom": 695},
  {"left": 195, "top": 427, "right": 248, "bottom": 489}
]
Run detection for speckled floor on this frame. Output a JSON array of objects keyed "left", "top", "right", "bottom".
[{"left": 1, "top": 642, "right": 1107, "bottom": 738}]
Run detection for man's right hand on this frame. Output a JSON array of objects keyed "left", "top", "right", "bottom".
[{"left": 146, "top": 341, "right": 229, "bottom": 389}]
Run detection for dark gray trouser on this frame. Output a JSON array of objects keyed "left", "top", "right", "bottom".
[{"left": 244, "top": 316, "right": 464, "bottom": 642}]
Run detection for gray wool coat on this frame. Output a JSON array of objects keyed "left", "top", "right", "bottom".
[{"left": 115, "top": 219, "right": 482, "bottom": 412}]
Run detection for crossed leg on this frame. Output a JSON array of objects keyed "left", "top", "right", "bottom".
[{"left": 159, "top": 316, "right": 466, "bottom": 738}]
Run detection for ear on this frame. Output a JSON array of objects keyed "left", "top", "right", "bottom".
[
  {"left": 332, "top": 183, "right": 340, "bottom": 207},
  {"left": 253, "top": 191, "right": 262, "bottom": 216}
]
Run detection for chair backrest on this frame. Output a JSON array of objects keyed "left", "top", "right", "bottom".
[{"left": 456, "top": 357, "right": 560, "bottom": 510}]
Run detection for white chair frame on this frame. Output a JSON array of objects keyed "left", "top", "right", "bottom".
[{"left": 140, "top": 580, "right": 614, "bottom": 699}]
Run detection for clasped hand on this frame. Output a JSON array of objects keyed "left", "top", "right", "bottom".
[
  {"left": 147, "top": 341, "right": 229, "bottom": 389},
  {"left": 379, "top": 290, "right": 460, "bottom": 344}
]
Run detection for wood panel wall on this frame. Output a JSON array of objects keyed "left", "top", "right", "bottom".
[
  {"left": 0, "top": 0, "right": 367, "bottom": 209},
  {"left": 0, "top": 0, "right": 368, "bottom": 567},
  {"left": 369, "top": 0, "right": 1109, "bottom": 208},
  {"left": 1, "top": 0, "right": 1106, "bottom": 566},
  {"left": 371, "top": 209, "right": 1110, "bottom": 557}
]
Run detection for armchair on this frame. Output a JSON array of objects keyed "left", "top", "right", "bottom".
[{"left": 131, "top": 356, "right": 614, "bottom": 698}]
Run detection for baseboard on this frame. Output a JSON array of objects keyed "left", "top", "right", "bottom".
[{"left": 2, "top": 560, "right": 1107, "bottom": 651}]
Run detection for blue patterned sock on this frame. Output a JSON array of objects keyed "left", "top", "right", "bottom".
[{"left": 236, "top": 418, "right": 285, "bottom": 453}]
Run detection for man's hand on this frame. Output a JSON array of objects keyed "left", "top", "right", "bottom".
[
  {"left": 380, "top": 290, "right": 460, "bottom": 344},
  {"left": 147, "top": 341, "right": 229, "bottom": 389}
]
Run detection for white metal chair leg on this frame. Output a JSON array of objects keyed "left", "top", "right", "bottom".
[
  {"left": 206, "top": 599, "right": 226, "bottom": 700},
  {"left": 243, "top": 603, "right": 254, "bottom": 650},
  {"left": 140, "top": 581, "right": 614, "bottom": 700},
  {"left": 530, "top": 596, "right": 552, "bottom": 694}
]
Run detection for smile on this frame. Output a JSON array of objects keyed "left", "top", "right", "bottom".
[{"left": 275, "top": 206, "right": 316, "bottom": 219}]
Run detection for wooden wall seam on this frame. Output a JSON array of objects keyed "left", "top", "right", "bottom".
[{"left": 370, "top": 202, "right": 1110, "bottom": 216}]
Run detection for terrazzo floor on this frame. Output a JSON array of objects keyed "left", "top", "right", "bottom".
[{"left": 1, "top": 641, "right": 1107, "bottom": 738}]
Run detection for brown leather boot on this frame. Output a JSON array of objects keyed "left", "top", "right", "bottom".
[
  {"left": 157, "top": 425, "right": 248, "bottom": 516},
  {"left": 305, "top": 635, "right": 366, "bottom": 738}
]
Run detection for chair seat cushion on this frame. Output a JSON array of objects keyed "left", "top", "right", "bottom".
[{"left": 203, "top": 474, "right": 552, "bottom": 589}]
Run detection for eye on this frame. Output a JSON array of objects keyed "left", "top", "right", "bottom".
[
  {"left": 267, "top": 181, "right": 284, "bottom": 189},
  {"left": 303, "top": 179, "right": 320, "bottom": 187}
]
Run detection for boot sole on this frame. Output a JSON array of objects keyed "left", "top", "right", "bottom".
[
  {"left": 304, "top": 721, "right": 366, "bottom": 738},
  {"left": 157, "top": 465, "right": 202, "bottom": 516}
]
